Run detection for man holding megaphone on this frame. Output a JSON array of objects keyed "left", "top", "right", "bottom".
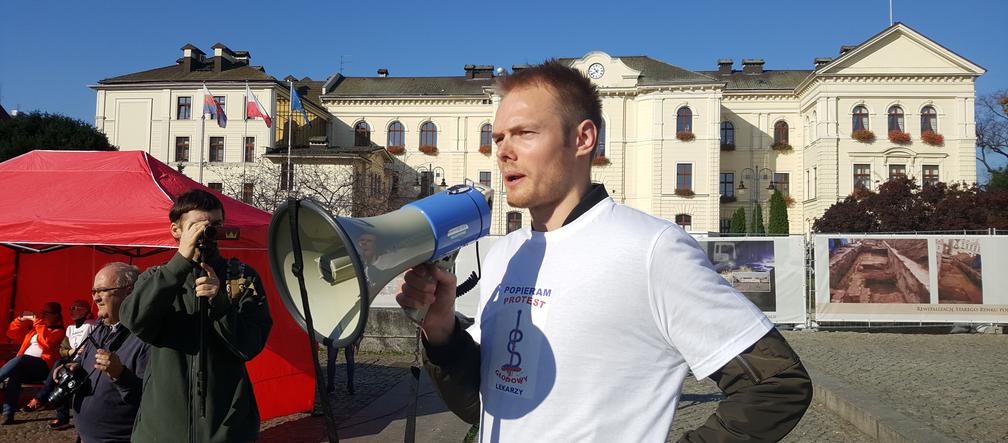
[{"left": 397, "top": 61, "right": 813, "bottom": 442}]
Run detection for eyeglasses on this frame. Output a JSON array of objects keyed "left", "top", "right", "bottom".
[
  {"left": 70, "top": 305, "right": 88, "bottom": 311},
  {"left": 91, "top": 285, "right": 130, "bottom": 295}
]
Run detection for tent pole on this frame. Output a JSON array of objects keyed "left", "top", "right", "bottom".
[{"left": 8, "top": 250, "right": 20, "bottom": 324}]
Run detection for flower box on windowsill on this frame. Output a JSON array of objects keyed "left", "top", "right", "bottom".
[
  {"left": 419, "top": 144, "right": 438, "bottom": 155},
  {"left": 851, "top": 129, "right": 875, "bottom": 143},
  {"left": 478, "top": 145, "right": 492, "bottom": 155},
  {"left": 784, "top": 195, "right": 795, "bottom": 207},
  {"left": 888, "top": 131, "right": 911, "bottom": 144},
  {"left": 674, "top": 188, "right": 695, "bottom": 197},
  {"left": 592, "top": 155, "right": 610, "bottom": 166},
  {"left": 771, "top": 142, "right": 793, "bottom": 151},
  {"left": 676, "top": 131, "right": 695, "bottom": 142},
  {"left": 387, "top": 145, "right": 405, "bottom": 155},
  {"left": 720, "top": 195, "right": 737, "bottom": 204},
  {"left": 921, "top": 131, "right": 944, "bottom": 146},
  {"left": 720, "top": 143, "right": 735, "bottom": 151}
]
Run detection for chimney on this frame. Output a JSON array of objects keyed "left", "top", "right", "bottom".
[
  {"left": 377, "top": 68, "right": 388, "bottom": 77},
  {"left": 211, "top": 43, "right": 236, "bottom": 73},
  {"left": 814, "top": 57, "right": 833, "bottom": 69},
  {"left": 471, "top": 65, "right": 495, "bottom": 79},
  {"left": 180, "top": 43, "right": 205, "bottom": 73},
  {"left": 741, "top": 59, "right": 765, "bottom": 74},
  {"left": 717, "top": 59, "right": 733, "bottom": 75},
  {"left": 464, "top": 64, "right": 476, "bottom": 79},
  {"left": 232, "top": 50, "right": 250, "bottom": 66},
  {"left": 512, "top": 64, "right": 530, "bottom": 73},
  {"left": 839, "top": 45, "right": 857, "bottom": 55}
]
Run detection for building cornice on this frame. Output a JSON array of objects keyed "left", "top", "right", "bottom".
[
  {"left": 325, "top": 97, "right": 490, "bottom": 106},
  {"left": 795, "top": 73, "right": 977, "bottom": 97}
]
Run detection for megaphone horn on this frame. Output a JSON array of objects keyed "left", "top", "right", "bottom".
[{"left": 268, "top": 183, "right": 493, "bottom": 348}]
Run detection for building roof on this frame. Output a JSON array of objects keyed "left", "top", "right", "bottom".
[
  {"left": 98, "top": 63, "right": 275, "bottom": 84},
  {"left": 607, "top": 56, "right": 719, "bottom": 85},
  {"left": 285, "top": 76, "right": 326, "bottom": 104},
  {"left": 697, "top": 69, "right": 813, "bottom": 90},
  {"left": 0, "top": 104, "right": 10, "bottom": 121},
  {"left": 322, "top": 76, "right": 495, "bottom": 98}
]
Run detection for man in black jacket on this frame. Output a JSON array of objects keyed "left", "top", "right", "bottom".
[
  {"left": 70, "top": 262, "right": 149, "bottom": 443},
  {"left": 120, "top": 189, "right": 272, "bottom": 443},
  {"left": 397, "top": 61, "right": 812, "bottom": 442}
]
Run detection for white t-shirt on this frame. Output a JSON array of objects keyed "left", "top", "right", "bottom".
[
  {"left": 468, "top": 197, "right": 773, "bottom": 442},
  {"left": 24, "top": 333, "right": 44, "bottom": 358},
  {"left": 67, "top": 320, "right": 96, "bottom": 350}
]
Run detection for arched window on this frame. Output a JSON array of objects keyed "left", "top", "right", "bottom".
[
  {"left": 887, "top": 106, "right": 904, "bottom": 133},
  {"left": 720, "top": 121, "right": 734, "bottom": 147},
  {"left": 597, "top": 120, "right": 606, "bottom": 156},
  {"left": 419, "top": 121, "right": 437, "bottom": 147},
  {"left": 852, "top": 105, "right": 869, "bottom": 131},
  {"left": 479, "top": 123, "right": 493, "bottom": 149},
  {"left": 674, "top": 214, "right": 692, "bottom": 231},
  {"left": 921, "top": 106, "right": 938, "bottom": 133},
  {"left": 774, "top": 121, "right": 789, "bottom": 145},
  {"left": 506, "top": 211, "right": 522, "bottom": 233},
  {"left": 676, "top": 107, "right": 692, "bottom": 133},
  {"left": 354, "top": 121, "right": 371, "bottom": 146},
  {"left": 387, "top": 121, "right": 404, "bottom": 148}
]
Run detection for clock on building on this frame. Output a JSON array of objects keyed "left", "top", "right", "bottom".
[{"left": 587, "top": 63, "right": 605, "bottom": 79}]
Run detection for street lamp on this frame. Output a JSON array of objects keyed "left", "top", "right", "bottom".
[{"left": 737, "top": 167, "right": 775, "bottom": 221}]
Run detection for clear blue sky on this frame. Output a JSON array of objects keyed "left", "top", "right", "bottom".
[{"left": 2, "top": 0, "right": 1005, "bottom": 167}]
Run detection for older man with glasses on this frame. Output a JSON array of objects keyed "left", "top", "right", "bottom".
[{"left": 1, "top": 301, "right": 66, "bottom": 424}]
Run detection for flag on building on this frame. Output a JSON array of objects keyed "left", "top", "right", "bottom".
[
  {"left": 202, "top": 84, "right": 227, "bottom": 128},
  {"left": 245, "top": 84, "right": 272, "bottom": 128},
  {"left": 290, "top": 82, "right": 311, "bottom": 128}
]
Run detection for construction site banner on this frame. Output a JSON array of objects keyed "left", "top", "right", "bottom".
[
  {"left": 814, "top": 235, "right": 1008, "bottom": 323},
  {"left": 694, "top": 235, "right": 807, "bottom": 325}
]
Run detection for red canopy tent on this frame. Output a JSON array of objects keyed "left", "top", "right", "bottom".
[{"left": 0, "top": 150, "right": 313, "bottom": 420}]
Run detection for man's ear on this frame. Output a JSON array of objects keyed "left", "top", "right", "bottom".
[
  {"left": 170, "top": 222, "right": 182, "bottom": 241},
  {"left": 573, "top": 119, "right": 598, "bottom": 160}
]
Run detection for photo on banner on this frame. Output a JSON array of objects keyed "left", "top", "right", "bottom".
[{"left": 814, "top": 234, "right": 1008, "bottom": 323}]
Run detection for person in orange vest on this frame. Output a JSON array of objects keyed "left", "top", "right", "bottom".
[{"left": 1, "top": 301, "right": 67, "bottom": 424}]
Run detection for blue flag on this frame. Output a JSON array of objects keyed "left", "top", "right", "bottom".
[{"left": 290, "top": 83, "right": 311, "bottom": 128}]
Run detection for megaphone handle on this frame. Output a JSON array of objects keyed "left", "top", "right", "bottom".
[{"left": 403, "top": 253, "right": 458, "bottom": 326}]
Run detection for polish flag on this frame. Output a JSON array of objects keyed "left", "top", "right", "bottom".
[{"left": 245, "top": 84, "right": 272, "bottom": 128}]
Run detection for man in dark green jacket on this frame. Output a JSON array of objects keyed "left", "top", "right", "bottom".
[{"left": 121, "top": 189, "right": 272, "bottom": 442}]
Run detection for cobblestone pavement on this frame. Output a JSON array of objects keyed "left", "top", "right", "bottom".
[
  {"left": 4, "top": 332, "right": 1006, "bottom": 442},
  {"left": 666, "top": 377, "right": 872, "bottom": 442},
  {"left": 784, "top": 330, "right": 1008, "bottom": 443}
]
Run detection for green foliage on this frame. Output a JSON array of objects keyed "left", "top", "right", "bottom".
[
  {"left": 989, "top": 167, "right": 1008, "bottom": 191},
  {"left": 767, "top": 189, "right": 789, "bottom": 234},
  {"left": 750, "top": 204, "right": 765, "bottom": 234},
  {"left": 0, "top": 112, "right": 114, "bottom": 162},
  {"left": 813, "top": 176, "right": 1008, "bottom": 232},
  {"left": 729, "top": 207, "right": 747, "bottom": 233}
]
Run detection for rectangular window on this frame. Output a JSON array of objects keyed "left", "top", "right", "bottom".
[
  {"left": 720, "top": 218, "right": 731, "bottom": 234},
  {"left": 242, "top": 183, "right": 254, "bottom": 203},
  {"left": 209, "top": 137, "right": 225, "bottom": 162},
  {"left": 812, "top": 167, "right": 817, "bottom": 198},
  {"left": 479, "top": 171, "right": 491, "bottom": 188},
  {"left": 676, "top": 163, "right": 692, "bottom": 192},
  {"left": 889, "top": 164, "right": 906, "bottom": 180},
  {"left": 244, "top": 137, "right": 255, "bottom": 162},
  {"left": 175, "top": 137, "right": 190, "bottom": 162},
  {"left": 176, "top": 97, "right": 192, "bottom": 120},
  {"left": 772, "top": 173, "right": 790, "bottom": 197},
  {"left": 214, "top": 96, "right": 226, "bottom": 114},
  {"left": 719, "top": 172, "right": 734, "bottom": 197},
  {"left": 280, "top": 162, "right": 293, "bottom": 191},
  {"left": 854, "top": 164, "right": 871, "bottom": 189},
  {"left": 208, "top": 182, "right": 222, "bottom": 191},
  {"left": 922, "top": 165, "right": 939, "bottom": 186}
]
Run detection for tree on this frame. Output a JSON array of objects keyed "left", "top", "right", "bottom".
[
  {"left": 767, "top": 189, "right": 789, "bottom": 234},
  {"left": 729, "top": 207, "right": 747, "bottom": 234},
  {"left": 750, "top": 204, "right": 765, "bottom": 234},
  {"left": 976, "top": 90, "right": 1008, "bottom": 176},
  {"left": 989, "top": 167, "right": 1008, "bottom": 191},
  {"left": 207, "top": 158, "right": 405, "bottom": 218},
  {"left": 0, "top": 112, "right": 115, "bottom": 162},
  {"left": 812, "top": 175, "right": 1008, "bottom": 232}
]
